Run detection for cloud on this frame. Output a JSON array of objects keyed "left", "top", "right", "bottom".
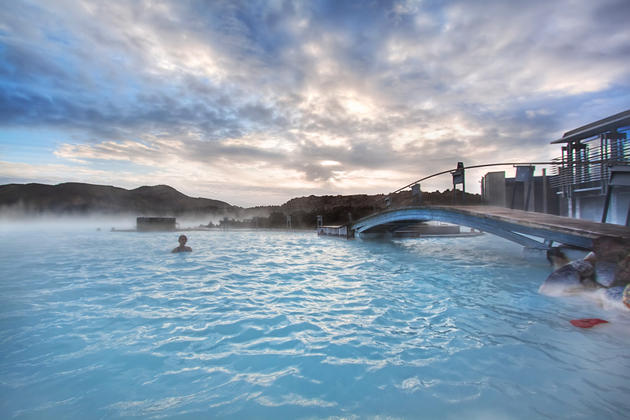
[{"left": 0, "top": 0, "right": 629, "bottom": 205}]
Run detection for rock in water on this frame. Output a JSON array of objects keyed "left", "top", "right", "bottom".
[
  {"left": 593, "top": 236, "right": 630, "bottom": 261},
  {"left": 540, "top": 239, "right": 630, "bottom": 311},
  {"left": 604, "top": 286, "right": 625, "bottom": 301},
  {"left": 592, "top": 236, "right": 630, "bottom": 288},
  {"left": 594, "top": 261, "right": 618, "bottom": 288},
  {"left": 611, "top": 254, "right": 630, "bottom": 288},
  {"left": 539, "top": 260, "right": 596, "bottom": 295}
]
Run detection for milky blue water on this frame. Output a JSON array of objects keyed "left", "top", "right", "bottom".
[{"left": 1, "top": 226, "right": 629, "bottom": 419}]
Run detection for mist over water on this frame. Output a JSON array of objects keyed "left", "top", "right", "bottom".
[
  {"left": 0, "top": 213, "right": 222, "bottom": 232},
  {"left": 1, "top": 228, "right": 629, "bottom": 419},
  {"left": 0, "top": 214, "right": 134, "bottom": 232}
]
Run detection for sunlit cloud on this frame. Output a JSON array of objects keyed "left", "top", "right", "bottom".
[{"left": 1, "top": 0, "right": 629, "bottom": 206}]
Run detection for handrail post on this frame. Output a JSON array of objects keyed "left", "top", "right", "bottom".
[
  {"left": 451, "top": 162, "right": 465, "bottom": 205},
  {"left": 411, "top": 184, "right": 422, "bottom": 205},
  {"left": 542, "top": 168, "right": 548, "bottom": 214}
]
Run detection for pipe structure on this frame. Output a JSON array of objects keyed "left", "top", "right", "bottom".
[
  {"left": 390, "top": 159, "right": 624, "bottom": 195},
  {"left": 391, "top": 162, "right": 556, "bottom": 194}
]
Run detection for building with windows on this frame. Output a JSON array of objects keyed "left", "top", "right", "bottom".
[
  {"left": 551, "top": 109, "right": 630, "bottom": 225},
  {"left": 482, "top": 109, "right": 630, "bottom": 226}
]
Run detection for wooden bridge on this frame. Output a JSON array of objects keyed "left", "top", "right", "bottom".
[{"left": 349, "top": 205, "right": 630, "bottom": 250}]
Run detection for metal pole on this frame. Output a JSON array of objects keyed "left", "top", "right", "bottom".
[
  {"left": 601, "top": 187, "right": 612, "bottom": 223},
  {"left": 542, "top": 168, "right": 548, "bottom": 214},
  {"left": 462, "top": 172, "right": 466, "bottom": 205},
  {"left": 510, "top": 180, "right": 516, "bottom": 209},
  {"left": 568, "top": 143, "right": 576, "bottom": 218},
  {"left": 523, "top": 181, "right": 529, "bottom": 211}
]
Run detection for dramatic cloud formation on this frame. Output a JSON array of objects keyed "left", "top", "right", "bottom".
[{"left": 1, "top": 0, "right": 629, "bottom": 205}]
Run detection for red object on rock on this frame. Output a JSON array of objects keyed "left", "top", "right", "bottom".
[{"left": 570, "top": 318, "right": 609, "bottom": 328}]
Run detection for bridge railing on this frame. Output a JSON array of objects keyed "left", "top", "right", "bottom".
[{"left": 388, "top": 161, "right": 560, "bottom": 209}]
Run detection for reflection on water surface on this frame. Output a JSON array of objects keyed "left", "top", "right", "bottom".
[{"left": 0, "top": 228, "right": 629, "bottom": 419}]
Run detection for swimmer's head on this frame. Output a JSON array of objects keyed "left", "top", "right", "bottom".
[{"left": 178, "top": 235, "right": 187, "bottom": 245}]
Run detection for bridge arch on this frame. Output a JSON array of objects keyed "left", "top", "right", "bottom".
[{"left": 351, "top": 207, "right": 595, "bottom": 250}]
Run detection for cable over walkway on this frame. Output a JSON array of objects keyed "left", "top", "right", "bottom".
[{"left": 351, "top": 205, "right": 630, "bottom": 250}]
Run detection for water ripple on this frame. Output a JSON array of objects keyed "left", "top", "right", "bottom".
[{"left": 1, "top": 229, "right": 629, "bottom": 419}]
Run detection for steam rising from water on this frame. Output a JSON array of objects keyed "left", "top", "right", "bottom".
[{"left": 0, "top": 212, "right": 247, "bottom": 232}]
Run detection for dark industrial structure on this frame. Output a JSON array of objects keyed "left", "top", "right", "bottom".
[
  {"left": 136, "top": 217, "right": 176, "bottom": 231},
  {"left": 481, "top": 168, "right": 559, "bottom": 215}
]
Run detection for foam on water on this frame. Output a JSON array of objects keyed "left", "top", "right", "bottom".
[{"left": 1, "top": 228, "right": 629, "bottom": 419}]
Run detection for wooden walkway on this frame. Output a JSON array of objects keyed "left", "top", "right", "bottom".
[
  {"left": 351, "top": 205, "right": 630, "bottom": 250},
  {"left": 447, "top": 205, "right": 630, "bottom": 239}
]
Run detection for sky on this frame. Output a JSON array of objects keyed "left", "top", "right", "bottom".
[{"left": 1, "top": 0, "right": 629, "bottom": 207}]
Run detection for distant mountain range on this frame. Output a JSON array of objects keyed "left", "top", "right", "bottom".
[
  {"left": 0, "top": 183, "right": 237, "bottom": 216},
  {"left": 0, "top": 182, "right": 482, "bottom": 226}
]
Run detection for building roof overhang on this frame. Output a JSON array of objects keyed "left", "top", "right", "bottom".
[{"left": 551, "top": 109, "right": 630, "bottom": 144}]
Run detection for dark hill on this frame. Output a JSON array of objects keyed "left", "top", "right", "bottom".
[
  {"left": 1, "top": 182, "right": 482, "bottom": 225},
  {"left": 0, "top": 182, "right": 237, "bottom": 215},
  {"left": 233, "top": 189, "right": 482, "bottom": 229}
]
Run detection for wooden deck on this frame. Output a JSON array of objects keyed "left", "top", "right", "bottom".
[
  {"left": 351, "top": 205, "right": 630, "bottom": 249},
  {"left": 444, "top": 205, "right": 630, "bottom": 240}
]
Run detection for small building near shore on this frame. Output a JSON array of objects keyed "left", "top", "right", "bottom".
[{"left": 137, "top": 217, "right": 176, "bottom": 231}]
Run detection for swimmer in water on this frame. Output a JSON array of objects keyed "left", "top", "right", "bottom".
[{"left": 172, "top": 234, "right": 192, "bottom": 253}]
